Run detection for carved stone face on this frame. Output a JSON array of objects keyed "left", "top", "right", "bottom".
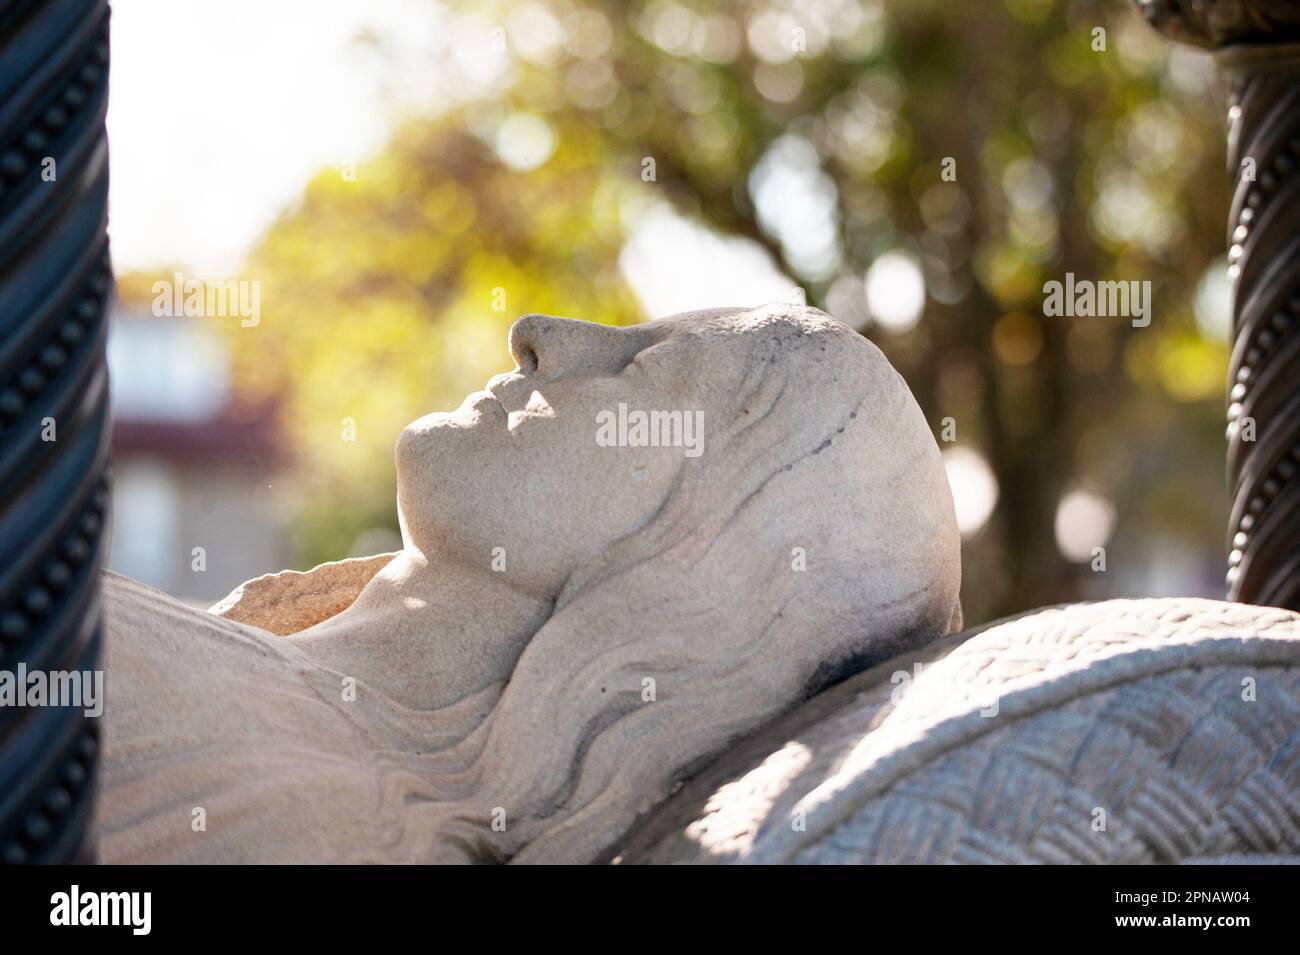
[
  {"left": 394, "top": 307, "right": 961, "bottom": 630},
  {"left": 395, "top": 310, "right": 726, "bottom": 598}
]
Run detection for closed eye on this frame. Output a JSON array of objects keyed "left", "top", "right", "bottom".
[{"left": 623, "top": 340, "right": 672, "bottom": 373}]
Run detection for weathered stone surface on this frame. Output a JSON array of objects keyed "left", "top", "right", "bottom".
[
  {"left": 98, "top": 306, "right": 963, "bottom": 863},
  {"left": 97, "top": 307, "right": 1300, "bottom": 865},
  {"left": 610, "top": 598, "right": 1300, "bottom": 864},
  {"left": 209, "top": 553, "right": 398, "bottom": 635}
]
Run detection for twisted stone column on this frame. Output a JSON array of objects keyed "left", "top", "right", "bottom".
[
  {"left": 0, "top": 0, "right": 112, "bottom": 863},
  {"left": 1137, "top": 1, "right": 1300, "bottom": 609}
]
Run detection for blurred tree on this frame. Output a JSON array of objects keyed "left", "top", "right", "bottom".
[{"left": 190, "top": 0, "right": 1231, "bottom": 622}]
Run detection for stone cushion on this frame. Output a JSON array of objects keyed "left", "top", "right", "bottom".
[{"left": 609, "top": 598, "right": 1300, "bottom": 864}]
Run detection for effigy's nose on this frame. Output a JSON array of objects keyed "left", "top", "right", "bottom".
[{"left": 507, "top": 314, "right": 645, "bottom": 378}]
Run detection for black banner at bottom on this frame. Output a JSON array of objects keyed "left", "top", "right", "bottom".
[{"left": 0, "top": 863, "right": 1290, "bottom": 941}]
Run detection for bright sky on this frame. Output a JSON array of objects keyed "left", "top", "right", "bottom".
[
  {"left": 108, "top": 0, "right": 396, "bottom": 277},
  {"left": 106, "top": 0, "right": 792, "bottom": 316}
]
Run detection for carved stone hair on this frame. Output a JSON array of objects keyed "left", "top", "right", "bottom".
[{"left": 405, "top": 306, "right": 961, "bottom": 862}]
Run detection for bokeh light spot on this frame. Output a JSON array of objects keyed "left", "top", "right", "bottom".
[
  {"left": 1055, "top": 490, "right": 1116, "bottom": 562},
  {"left": 942, "top": 446, "right": 999, "bottom": 538},
  {"left": 865, "top": 250, "right": 926, "bottom": 333}
]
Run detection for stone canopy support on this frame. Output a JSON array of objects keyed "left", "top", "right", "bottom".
[
  {"left": 1136, "top": 1, "right": 1300, "bottom": 609},
  {"left": 0, "top": 0, "right": 112, "bottom": 864}
]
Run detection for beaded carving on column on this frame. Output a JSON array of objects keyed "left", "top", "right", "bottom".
[
  {"left": 1223, "top": 55, "right": 1300, "bottom": 607},
  {"left": 1135, "top": 1, "right": 1300, "bottom": 609},
  {"left": 0, "top": 0, "right": 113, "bottom": 863}
]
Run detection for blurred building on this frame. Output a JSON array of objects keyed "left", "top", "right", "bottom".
[{"left": 106, "top": 307, "right": 288, "bottom": 603}]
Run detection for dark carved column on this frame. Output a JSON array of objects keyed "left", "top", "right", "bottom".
[
  {"left": 1137, "top": 1, "right": 1300, "bottom": 609},
  {"left": 0, "top": 0, "right": 112, "bottom": 862}
]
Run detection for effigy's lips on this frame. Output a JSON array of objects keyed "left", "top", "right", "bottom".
[{"left": 209, "top": 552, "right": 399, "bottom": 635}]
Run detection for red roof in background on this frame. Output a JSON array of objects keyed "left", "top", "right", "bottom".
[{"left": 112, "top": 398, "right": 288, "bottom": 466}]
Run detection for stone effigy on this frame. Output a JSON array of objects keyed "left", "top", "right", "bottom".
[
  {"left": 98, "top": 306, "right": 1300, "bottom": 864},
  {"left": 97, "top": 305, "right": 963, "bottom": 863},
  {"left": 96, "top": 305, "right": 1300, "bottom": 863}
]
